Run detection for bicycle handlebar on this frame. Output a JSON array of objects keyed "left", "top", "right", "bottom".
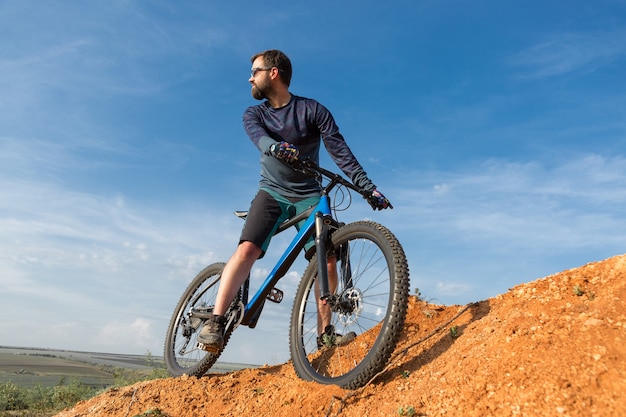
[{"left": 291, "top": 158, "right": 372, "bottom": 200}]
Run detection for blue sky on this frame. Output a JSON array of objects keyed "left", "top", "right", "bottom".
[{"left": 1, "top": 1, "right": 626, "bottom": 365}]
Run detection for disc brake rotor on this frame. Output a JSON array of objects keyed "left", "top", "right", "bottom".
[{"left": 338, "top": 288, "right": 363, "bottom": 326}]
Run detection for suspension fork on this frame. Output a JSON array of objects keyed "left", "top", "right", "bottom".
[
  {"left": 316, "top": 220, "right": 356, "bottom": 318},
  {"left": 337, "top": 241, "right": 352, "bottom": 289},
  {"left": 315, "top": 211, "right": 334, "bottom": 301}
]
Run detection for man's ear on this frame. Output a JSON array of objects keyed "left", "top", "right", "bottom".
[{"left": 269, "top": 67, "right": 280, "bottom": 81}]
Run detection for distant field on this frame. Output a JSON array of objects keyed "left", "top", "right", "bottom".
[
  {"left": 0, "top": 346, "right": 255, "bottom": 388},
  {"left": 0, "top": 350, "right": 115, "bottom": 388}
]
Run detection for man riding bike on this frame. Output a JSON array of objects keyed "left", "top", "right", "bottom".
[{"left": 197, "top": 49, "right": 391, "bottom": 353}]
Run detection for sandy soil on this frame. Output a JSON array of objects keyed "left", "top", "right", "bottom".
[{"left": 56, "top": 254, "right": 626, "bottom": 416}]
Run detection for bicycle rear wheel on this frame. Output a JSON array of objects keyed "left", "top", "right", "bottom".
[
  {"left": 164, "top": 262, "right": 236, "bottom": 377},
  {"left": 289, "top": 221, "right": 409, "bottom": 389}
]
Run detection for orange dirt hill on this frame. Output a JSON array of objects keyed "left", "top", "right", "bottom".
[{"left": 56, "top": 254, "right": 626, "bottom": 417}]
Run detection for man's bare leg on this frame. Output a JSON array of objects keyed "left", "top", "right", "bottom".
[
  {"left": 316, "top": 256, "right": 338, "bottom": 334},
  {"left": 197, "top": 241, "right": 262, "bottom": 351},
  {"left": 213, "top": 241, "right": 262, "bottom": 315}
]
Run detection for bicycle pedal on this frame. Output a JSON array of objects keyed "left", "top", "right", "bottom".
[
  {"left": 197, "top": 342, "right": 221, "bottom": 354},
  {"left": 266, "top": 287, "right": 283, "bottom": 303}
]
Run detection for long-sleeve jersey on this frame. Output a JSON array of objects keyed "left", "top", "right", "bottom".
[{"left": 243, "top": 94, "right": 375, "bottom": 198}]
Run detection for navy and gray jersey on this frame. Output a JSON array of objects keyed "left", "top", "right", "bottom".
[{"left": 243, "top": 95, "right": 375, "bottom": 198}]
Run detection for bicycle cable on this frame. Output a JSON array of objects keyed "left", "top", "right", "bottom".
[{"left": 330, "top": 183, "right": 353, "bottom": 222}]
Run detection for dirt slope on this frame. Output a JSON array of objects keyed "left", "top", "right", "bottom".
[{"left": 56, "top": 254, "right": 626, "bottom": 417}]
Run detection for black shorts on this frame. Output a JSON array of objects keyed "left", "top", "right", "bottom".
[{"left": 240, "top": 188, "right": 319, "bottom": 258}]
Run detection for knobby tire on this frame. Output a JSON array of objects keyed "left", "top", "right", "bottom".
[
  {"left": 289, "top": 220, "right": 410, "bottom": 389},
  {"left": 164, "top": 262, "right": 236, "bottom": 377}
]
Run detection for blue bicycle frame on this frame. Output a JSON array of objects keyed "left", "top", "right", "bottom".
[{"left": 239, "top": 194, "right": 335, "bottom": 328}]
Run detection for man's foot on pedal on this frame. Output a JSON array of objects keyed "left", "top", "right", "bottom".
[
  {"left": 197, "top": 314, "right": 226, "bottom": 353},
  {"left": 317, "top": 325, "right": 357, "bottom": 349}
]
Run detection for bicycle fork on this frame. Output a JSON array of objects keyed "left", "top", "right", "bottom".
[
  {"left": 315, "top": 212, "right": 356, "bottom": 317},
  {"left": 315, "top": 211, "right": 334, "bottom": 301}
]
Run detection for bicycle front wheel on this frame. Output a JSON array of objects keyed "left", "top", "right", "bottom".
[
  {"left": 289, "top": 221, "right": 409, "bottom": 389},
  {"left": 164, "top": 262, "right": 229, "bottom": 377}
]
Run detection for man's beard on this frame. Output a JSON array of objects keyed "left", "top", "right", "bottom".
[
  {"left": 251, "top": 85, "right": 266, "bottom": 100},
  {"left": 251, "top": 79, "right": 274, "bottom": 101}
]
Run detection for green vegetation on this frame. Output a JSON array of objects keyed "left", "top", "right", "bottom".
[
  {"left": 397, "top": 405, "right": 416, "bottom": 416},
  {"left": 0, "top": 350, "right": 169, "bottom": 417},
  {"left": 449, "top": 326, "right": 459, "bottom": 338},
  {"left": 131, "top": 409, "right": 168, "bottom": 417},
  {"left": 0, "top": 379, "right": 98, "bottom": 414},
  {"left": 573, "top": 284, "right": 596, "bottom": 300},
  {"left": 414, "top": 288, "right": 423, "bottom": 300}
]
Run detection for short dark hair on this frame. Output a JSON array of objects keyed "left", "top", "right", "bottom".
[{"left": 251, "top": 49, "right": 292, "bottom": 86}]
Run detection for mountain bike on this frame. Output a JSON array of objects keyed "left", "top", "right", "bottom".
[{"left": 163, "top": 158, "right": 409, "bottom": 389}]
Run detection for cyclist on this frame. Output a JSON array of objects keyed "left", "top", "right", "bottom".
[{"left": 198, "top": 49, "right": 391, "bottom": 352}]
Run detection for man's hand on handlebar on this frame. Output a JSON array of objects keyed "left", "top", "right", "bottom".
[
  {"left": 270, "top": 141, "right": 299, "bottom": 163},
  {"left": 269, "top": 149, "right": 392, "bottom": 210},
  {"left": 368, "top": 189, "right": 393, "bottom": 210}
]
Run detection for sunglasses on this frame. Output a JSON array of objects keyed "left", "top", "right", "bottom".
[{"left": 250, "top": 66, "right": 274, "bottom": 77}]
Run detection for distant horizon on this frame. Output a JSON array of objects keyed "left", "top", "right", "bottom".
[{"left": 0, "top": 345, "right": 260, "bottom": 366}]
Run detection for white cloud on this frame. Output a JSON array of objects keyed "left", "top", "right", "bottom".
[
  {"left": 436, "top": 282, "right": 473, "bottom": 297},
  {"left": 510, "top": 30, "right": 626, "bottom": 79},
  {"left": 94, "top": 318, "right": 156, "bottom": 351},
  {"left": 433, "top": 183, "right": 450, "bottom": 196},
  {"left": 0, "top": 168, "right": 241, "bottom": 354},
  {"left": 391, "top": 154, "right": 626, "bottom": 247},
  {"left": 381, "top": 153, "right": 626, "bottom": 304}
]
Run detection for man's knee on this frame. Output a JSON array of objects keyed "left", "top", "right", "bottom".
[{"left": 236, "top": 241, "right": 263, "bottom": 261}]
